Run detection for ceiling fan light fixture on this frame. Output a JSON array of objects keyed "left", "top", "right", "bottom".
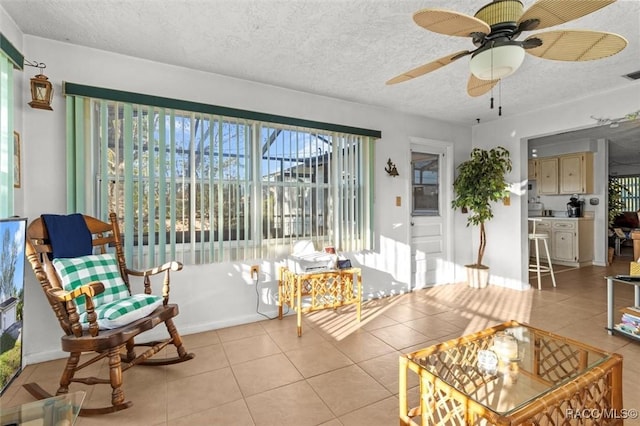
[{"left": 469, "top": 44, "right": 525, "bottom": 80}]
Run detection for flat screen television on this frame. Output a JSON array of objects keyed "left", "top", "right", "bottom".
[{"left": 0, "top": 216, "right": 27, "bottom": 395}]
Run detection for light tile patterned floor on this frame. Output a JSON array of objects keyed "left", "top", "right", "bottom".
[{"left": 2, "top": 257, "right": 640, "bottom": 425}]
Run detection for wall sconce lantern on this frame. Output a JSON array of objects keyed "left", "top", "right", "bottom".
[
  {"left": 385, "top": 158, "right": 399, "bottom": 177},
  {"left": 24, "top": 60, "right": 53, "bottom": 111}
]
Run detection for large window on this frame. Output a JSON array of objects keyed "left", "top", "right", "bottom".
[
  {"left": 67, "top": 91, "right": 376, "bottom": 268},
  {"left": 611, "top": 175, "right": 640, "bottom": 212}
]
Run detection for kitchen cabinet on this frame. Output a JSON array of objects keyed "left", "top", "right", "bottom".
[
  {"left": 537, "top": 157, "right": 558, "bottom": 195},
  {"left": 559, "top": 152, "right": 594, "bottom": 194},
  {"left": 552, "top": 219, "right": 593, "bottom": 267},
  {"left": 528, "top": 218, "right": 593, "bottom": 268},
  {"left": 552, "top": 224, "right": 576, "bottom": 263},
  {"left": 527, "top": 159, "right": 538, "bottom": 180},
  {"left": 534, "top": 152, "right": 594, "bottom": 195}
]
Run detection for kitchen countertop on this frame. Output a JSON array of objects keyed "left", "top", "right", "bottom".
[{"left": 528, "top": 216, "right": 594, "bottom": 220}]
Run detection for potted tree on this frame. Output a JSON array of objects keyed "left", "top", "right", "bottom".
[{"left": 452, "top": 146, "right": 512, "bottom": 288}]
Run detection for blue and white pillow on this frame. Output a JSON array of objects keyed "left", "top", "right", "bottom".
[{"left": 54, "top": 253, "right": 163, "bottom": 329}]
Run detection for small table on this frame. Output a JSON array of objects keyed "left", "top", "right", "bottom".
[
  {"left": 606, "top": 274, "right": 640, "bottom": 342},
  {"left": 0, "top": 391, "right": 85, "bottom": 425},
  {"left": 278, "top": 267, "right": 362, "bottom": 336},
  {"left": 399, "top": 321, "right": 623, "bottom": 425}
]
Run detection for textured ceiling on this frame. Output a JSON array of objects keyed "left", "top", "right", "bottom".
[{"left": 2, "top": 0, "right": 639, "bottom": 126}]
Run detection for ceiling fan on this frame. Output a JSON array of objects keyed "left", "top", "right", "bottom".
[{"left": 387, "top": 0, "right": 628, "bottom": 97}]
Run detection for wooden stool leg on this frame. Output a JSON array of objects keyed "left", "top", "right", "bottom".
[
  {"left": 356, "top": 273, "right": 362, "bottom": 322},
  {"left": 534, "top": 238, "right": 542, "bottom": 290},
  {"left": 542, "top": 238, "right": 556, "bottom": 288},
  {"left": 296, "top": 278, "right": 302, "bottom": 337}
]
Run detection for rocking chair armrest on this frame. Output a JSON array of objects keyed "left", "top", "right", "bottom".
[
  {"left": 124, "top": 261, "right": 182, "bottom": 306},
  {"left": 125, "top": 261, "right": 183, "bottom": 278},
  {"left": 46, "top": 281, "right": 106, "bottom": 303},
  {"left": 47, "top": 282, "right": 105, "bottom": 337}
]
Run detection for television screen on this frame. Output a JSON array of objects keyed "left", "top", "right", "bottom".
[{"left": 0, "top": 217, "right": 27, "bottom": 395}]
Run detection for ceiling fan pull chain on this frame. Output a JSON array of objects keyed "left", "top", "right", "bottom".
[
  {"left": 490, "top": 42, "right": 494, "bottom": 109},
  {"left": 498, "top": 80, "right": 502, "bottom": 116}
]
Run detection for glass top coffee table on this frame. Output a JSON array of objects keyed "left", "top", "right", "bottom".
[
  {"left": 0, "top": 391, "right": 85, "bottom": 425},
  {"left": 399, "top": 321, "right": 623, "bottom": 425}
]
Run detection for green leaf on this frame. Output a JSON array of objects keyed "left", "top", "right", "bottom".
[{"left": 452, "top": 146, "right": 512, "bottom": 265}]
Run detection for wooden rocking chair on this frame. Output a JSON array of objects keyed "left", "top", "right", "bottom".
[{"left": 24, "top": 212, "right": 194, "bottom": 415}]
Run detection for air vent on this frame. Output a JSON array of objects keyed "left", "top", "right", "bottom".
[{"left": 623, "top": 70, "right": 640, "bottom": 80}]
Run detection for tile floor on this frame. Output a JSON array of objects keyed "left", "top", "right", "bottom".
[{"left": 2, "top": 255, "right": 640, "bottom": 425}]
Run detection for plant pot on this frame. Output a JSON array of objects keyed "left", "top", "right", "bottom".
[{"left": 466, "top": 264, "right": 489, "bottom": 289}]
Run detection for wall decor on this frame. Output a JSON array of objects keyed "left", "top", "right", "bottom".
[
  {"left": 24, "top": 60, "right": 54, "bottom": 110},
  {"left": 385, "top": 158, "right": 399, "bottom": 177}
]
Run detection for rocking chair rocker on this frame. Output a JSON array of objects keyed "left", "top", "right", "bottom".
[{"left": 24, "top": 213, "right": 194, "bottom": 415}]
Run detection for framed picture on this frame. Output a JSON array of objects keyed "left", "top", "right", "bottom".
[
  {"left": 13, "top": 131, "right": 21, "bottom": 188},
  {"left": 0, "top": 217, "right": 27, "bottom": 395}
]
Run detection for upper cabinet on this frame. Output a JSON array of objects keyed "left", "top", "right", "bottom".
[
  {"left": 538, "top": 157, "right": 559, "bottom": 195},
  {"left": 527, "top": 159, "right": 538, "bottom": 180},
  {"left": 559, "top": 153, "right": 594, "bottom": 194},
  {"left": 533, "top": 152, "right": 594, "bottom": 195}
]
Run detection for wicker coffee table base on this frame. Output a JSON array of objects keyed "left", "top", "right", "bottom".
[
  {"left": 278, "top": 267, "right": 362, "bottom": 337},
  {"left": 399, "top": 321, "right": 623, "bottom": 426}
]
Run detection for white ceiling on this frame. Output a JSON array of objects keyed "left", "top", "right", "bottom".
[{"left": 2, "top": 0, "right": 639, "bottom": 125}]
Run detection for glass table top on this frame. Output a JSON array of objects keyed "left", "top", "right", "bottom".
[
  {"left": 406, "top": 322, "right": 612, "bottom": 416},
  {"left": 0, "top": 391, "right": 85, "bottom": 426}
]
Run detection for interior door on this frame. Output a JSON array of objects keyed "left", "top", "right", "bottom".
[{"left": 410, "top": 139, "right": 453, "bottom": 288}]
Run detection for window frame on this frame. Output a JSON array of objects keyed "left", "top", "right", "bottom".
[{"left": 65, "top": 83, "right": 379, "bottom": 267}]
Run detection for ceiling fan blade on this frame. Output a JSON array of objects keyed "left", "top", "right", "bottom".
[
  {"left": 467, "top": 74, "right": 498, "bottom": 97},
  {"left": 413, "top": 9, "right": 490, "bottom": 37},
  {"left": 386, "top": 51, "right": 471, "bottom": 85},
  {"left": 525, "top": 30, "right": 627, "bottom": 61},
  {"left": 518, "top": 0, "right": 616, "bottom": 30}
]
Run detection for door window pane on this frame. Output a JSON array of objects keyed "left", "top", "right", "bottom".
[{"left": 412, "top": 152, "right": 439, "bottom": 216}]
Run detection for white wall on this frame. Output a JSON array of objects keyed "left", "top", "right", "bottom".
[
  {"left": 0, "top": 7, "right": 22, "bottom": 45},
  {"left": 14, "top": 35, "right": 473, "bottom": 363},
  {"left": 473, "top": 86, "right": 640, "bottom": 288}
]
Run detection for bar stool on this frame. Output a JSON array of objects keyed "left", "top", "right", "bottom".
[{"left": 528, "top": 218, "right": 556, "bottom": 290}]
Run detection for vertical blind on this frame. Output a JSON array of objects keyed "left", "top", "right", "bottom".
[
  {"left": 66, "top": 92, "right": 376, "bottom": 268},
  {"left": 0, "top": 33, "right": 23, "bottom": 218},
  {"left": 612, "top": 176, "right": 640, "bottom": 212},
  {"left": 0, "top": 52, "right": 15, "bottom": 217}
]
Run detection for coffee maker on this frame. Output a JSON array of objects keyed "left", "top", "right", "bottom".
[{"left": 567, "top": 196, "right": 583, "bottom": 217}]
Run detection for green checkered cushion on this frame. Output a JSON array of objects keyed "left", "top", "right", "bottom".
[
  {"left": 78, "top": 294, "right": 163, "bottom": 329},
  {"left": 53, "top": 253, "right": 130, "bottom": 314}
]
